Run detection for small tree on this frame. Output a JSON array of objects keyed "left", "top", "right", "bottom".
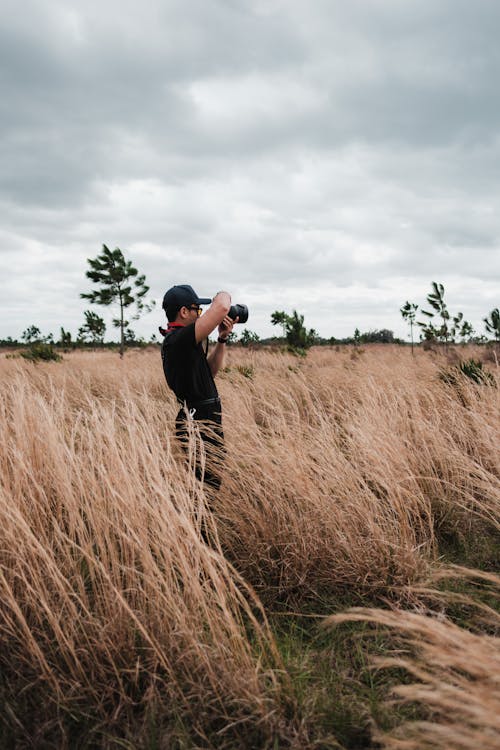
[
  {"left": 123, "top": 323, "right": 136, "bottom": 344},
  {"left": 418, "top": 282, "right": 450, "bottom": 347},
  {"left": 240, "top": 329, "right": 260, "bottom": 347},
  {"left": 450, "top": 311, "right": 463, "bottom": 343},
  {"left": 59, "top": 327, "right": 72, "bottom": 347},
  {"left": 451, "top": 312, "right": 474, "bottom": 344},
  {"left": 484, "top": 308, "right": 500, "bottom": 344},
  {"left": 270, "top": 311, "right": 288, "bottom": 339},
  {"left": 81, "top": 245, "right": 154, "bottom": 357},
  {"left": 400, "top": 301, "right": 418, "bottom": 354},
  {"left": 21, "top": 325, "right": 42, "bottom": 344},
  {"left": 78, "top": 310, "right": 106, "bottom": 344},
  {"left": 271, "top": 310, "right": 317, "bottom": 351},
  {"left": 459, "top": 320, "right": 474, "bottom": 343}
]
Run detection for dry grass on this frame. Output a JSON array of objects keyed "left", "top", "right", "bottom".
[
  {"left": 0, "top": 351, "right": 285, "bottom": 747},
  {"left": 217, "top": 345, "right": 499, "bottom": 604},
  {"left": 327, "top": 569, "right": 500, "bottom": 750},
  {"left": 0, "top": 344, "right": 498, "bottom": 747}
]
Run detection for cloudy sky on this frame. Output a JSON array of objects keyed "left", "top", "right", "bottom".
[{"left": 2, "top": 0, "right": 499, "bottom": 342}]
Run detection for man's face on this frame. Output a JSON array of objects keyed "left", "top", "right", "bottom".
[
  {"left": 175, "top": 303, "right": 203, "bottom": 324},
  {"left": 184, "top": 304, "right": 202, "bottom": 320}
]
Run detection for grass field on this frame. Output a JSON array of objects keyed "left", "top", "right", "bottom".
[{"left": 0, "top": 344, "right": 499, "bottom": 748}]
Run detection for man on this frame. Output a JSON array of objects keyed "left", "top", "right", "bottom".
[{"left": 160, "top": 284, "right": 235, "bottom": 492}]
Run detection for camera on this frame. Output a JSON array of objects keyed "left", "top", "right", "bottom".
[{"left": 228, "top": 304, "right": 248, "bottom": 324}]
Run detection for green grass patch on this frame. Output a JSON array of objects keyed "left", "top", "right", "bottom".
[
  {"left": 437, "top": 523, "right": 500, "bottom": 573},
  {"left": 269, "top": 604, "right": 426, "bottom": 749}
]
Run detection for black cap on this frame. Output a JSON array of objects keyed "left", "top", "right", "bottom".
[{"left": 162, "top": 284, "right": 211, "bottom": 311}]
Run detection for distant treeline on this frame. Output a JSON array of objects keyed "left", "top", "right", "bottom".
[
  {"left": 2, "top": 265, "right": 499, "bottom": 358},
  {"left": 0, "top": 329, "right": 401, "bottom": 349},
  {"left": 252, "top": 328, "right": 403, "bottom": 347}
]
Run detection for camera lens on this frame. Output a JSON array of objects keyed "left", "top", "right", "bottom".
[{"left": 228, "top": 304, "right": 248, "bottom": 324}]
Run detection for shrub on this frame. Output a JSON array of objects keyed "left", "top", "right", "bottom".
[
  {"left": 287, "top": 345, "right": 307, "bottom": 357},
  {"left": 459, "top": 358, "right": 494, "bottom": 384},
  {"left": 20, "top": 343, "right": 62, "bottom": 363},
  {"left": 236, "top": 364, "right": 254, "bottom": 379},
  {"left": 440, "top": 358, "right": 494, "bottom": 386}
]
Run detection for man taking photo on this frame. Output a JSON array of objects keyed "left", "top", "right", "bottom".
[{"left": 160, "top": 284, "right": 236, "bottom": 494}]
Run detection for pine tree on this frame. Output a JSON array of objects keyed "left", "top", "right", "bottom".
[
  {"left": 271, "top": 310, "right": 317, "bottom": 350},
  {"left": 400, "top": 301, "right": 418, "bottom": 354},
  {"left": 81, "top": 245, "right": 154, "bottom": 357},
  {"left": 418, "top": 282, "right": 450, "bottom": 347},
  {"left": 78, "top": 310, "right": 106, "bottom": 344},
  {"left": 484, "top": 308, "right": 500, "bottom": 343},
  {"left": 21, "top": 325, "right": 41, "bottom": 344}
]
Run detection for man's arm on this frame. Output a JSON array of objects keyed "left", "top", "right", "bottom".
[
  {"left": 207, "top": 315, "right": 236, "bottom": 377},
  {"left": 195, "top": 291, "right": 231, "bottom": 344}
]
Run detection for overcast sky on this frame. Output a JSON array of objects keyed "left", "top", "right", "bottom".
[{"left": 2, "top": 0, "right": 499, "bottom": 342}]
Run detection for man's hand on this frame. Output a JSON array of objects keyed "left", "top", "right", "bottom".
[{"left": 218, "top": 315, "right": 238, "bottom": 341}]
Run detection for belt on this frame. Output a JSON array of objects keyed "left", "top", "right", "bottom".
[{"left": 178, "top": 396, "right": 221, "bottom": 409}]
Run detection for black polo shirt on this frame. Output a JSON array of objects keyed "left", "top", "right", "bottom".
[{"left": 161, "top": 322, "right": 218, "bottom": 406}]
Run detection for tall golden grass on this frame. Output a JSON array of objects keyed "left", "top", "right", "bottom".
[
  {"left": 327, "top": 568, "right": 500, "bottom": 750},
  {"left": 0, "top": 351, "right": 285, "bottom": 747},
  {"left": 0, "top": 345, "right": 498, "bottom": 747},
  {"left": 217, "top": 346, "right": 499, "bottom": 603}
]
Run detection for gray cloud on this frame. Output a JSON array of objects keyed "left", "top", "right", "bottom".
[{"left": 1, "top": 0, "right": 499, "bottom": 341}]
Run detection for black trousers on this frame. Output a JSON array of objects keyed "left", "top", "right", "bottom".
[{"left": 175, "top": 405, "right": 224, "bottom": 493}]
